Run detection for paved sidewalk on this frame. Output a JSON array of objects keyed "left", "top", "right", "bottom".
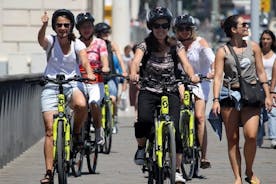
[{"left": 0, "top": 115, "right": 276, "bottom": 184}]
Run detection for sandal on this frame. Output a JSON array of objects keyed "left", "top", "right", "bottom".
[
  {"left": 245, "top": 176, "right": 261, "bottom": 184},
  {"left": 200, "top": 160, "right": 211, "bottom": 169},
  {"left": 40, "top": 170, "right": 53, "bottom": 184}
]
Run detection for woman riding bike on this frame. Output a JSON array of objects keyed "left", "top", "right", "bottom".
[
  {"left": 76, "top": 12, "right": 110, "bottom": 145},
  {"left": 38, "top": 9, "right": 94, "bottom": 184},
  {"left": 129, "top": 7, "right": 199, "bottom": 183}
]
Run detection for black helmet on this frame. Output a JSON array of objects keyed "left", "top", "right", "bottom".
[
  {"left": 52, "top": 9, "right": 75, "bottom": 32},
  {"left": 173, "top": 14, "right": 196, "bottom": 28},
  {"left": 94, "top": 22, "right": 111, "bottom": 36},
  {"left": 146, "top": 7, "right": 173, "bottom": 30},
  {"left": 76, "top": 12, "right": 95, "bottom": 30}
]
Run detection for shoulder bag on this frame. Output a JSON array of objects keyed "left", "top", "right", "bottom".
[{"left": 226, "top": 43, "right": 265, "bottom": 106}]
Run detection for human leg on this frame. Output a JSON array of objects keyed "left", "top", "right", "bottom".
[
  {"left": 221, "top": 107, "right": 242, "bottom": 184},
  {"left": 134, "top": 90, "right": 158, "bottom": 165},
  {"left": 242, "top": 107, "right": 260, "bottom": 183},
  {"left": 86, "top": 83, "right": 105, "bottom": 145},
  {"left": 41, "top": 111, "right": 55, "bottom": 183},
  {"left": 70, "top": 89, "right": 87, "bottom": 134},
  {"left": 108, "top": 79, "right": 119, "bottom": 133},
  {"left": 194, "top": 97, "right": 210, "bottom": 169}
]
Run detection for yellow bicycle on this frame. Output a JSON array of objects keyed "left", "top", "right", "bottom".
[
  {"left": 40, "top": 74, "right": 89, "bottom": 183},
  {"left": 140, "top": 76, "right": 177, "bottom": 184},
  {"left": 179, "top": 74, "right": 208, "bottom": 180}
]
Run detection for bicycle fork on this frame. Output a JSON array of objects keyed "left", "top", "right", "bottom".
[{"left": 52, "top": 94, "right": 71, "bottom": 162}]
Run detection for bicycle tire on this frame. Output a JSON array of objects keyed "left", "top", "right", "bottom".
[
  {"left": 86, "top": 122, "right": 99, "bottom": 174},
  {"left": 57, "top": 121, "right": 68, "bottom": 184},
  {"left": 180, "top": 111, "right": 197, "bottom": 180},
  {"left": 158, "top": 123, "right": 176, "bottom": 184},
  {"left": 102, "top": 102, "right": 113, "bottom": 154},
  {"left": 146, "top": 139, "right": 155, "bottom": 184},
  {"left": 71, "top": 126, "right": 84, "bottom": 177}
]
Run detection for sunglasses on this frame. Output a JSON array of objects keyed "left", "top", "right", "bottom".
[
  {"left": 56, "top": 23, "right": 70, "bottom": 28},
  {"left": 242, "top": 22, "right": 249, "bottom": 27},
  {"left": 176, "top": 26, "right": 192, "bottom": 32},
  {"left": 152, "top": 23, "right": 170, "bottom": 29}
]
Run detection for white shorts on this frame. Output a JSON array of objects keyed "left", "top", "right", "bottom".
[{"left": 84, "top": 82, "right": 104, "bottom": 106}]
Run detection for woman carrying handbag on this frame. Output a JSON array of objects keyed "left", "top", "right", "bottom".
[{"left": 211, "top": 14, "right": 272, "bottom": 184}]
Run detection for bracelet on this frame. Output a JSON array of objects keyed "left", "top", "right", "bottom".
[
  {"left": 270, "top": 91, "right": 276, "bottom": 94},
  {"left": 261, "top": 81, "right": 269, "bottom": 85},
  {"left": 213, "top": 97, "right": 219, "bottom": 102}
]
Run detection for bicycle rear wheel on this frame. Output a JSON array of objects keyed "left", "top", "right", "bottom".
[
  {"left": 57, "top": 121, "right": 68, "bottom": 184},
  {"left": 86, "top": 122, "right": 99, "bottom": 174},
  {"left": 71, "top": 127, "right": 84, "bottom": 177},
  {"left": 180, "top": 111, "right": 197, "bottom": 180},
  {"left": 102, "top": 102, "right": 113, "bottom": 154},
  {"left": 158, "top": 123, "right": 176, "bottom": 184}
]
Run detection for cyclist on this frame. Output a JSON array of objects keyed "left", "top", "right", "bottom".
[
  {"left": 129, "top": 7, "right": 200, "bottom": 183},
  {"left": 75, "top": 12, "right": 110, "bottom": 145},
  {"left": 94, "top": 22, "right": 128, "bottom": 134},
  {"left": 38, "top": 9, "right": 94, "bottom": 184},
  {"left": 173, "top": 14, "right": 214, "bottom": 171}
]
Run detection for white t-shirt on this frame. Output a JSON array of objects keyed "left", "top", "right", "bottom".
[{"left": 43, "top": 35, "right": 86, "bottom": 79}]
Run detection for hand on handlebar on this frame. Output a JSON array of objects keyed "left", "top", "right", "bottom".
[
  {"left": 130, "top": 73, "right": 139, "bottom": 82},
  {"left": 190, "top": 75, "right": 200, "bottom": 83}
]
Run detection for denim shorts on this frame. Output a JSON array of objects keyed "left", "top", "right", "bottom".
[
  {"left": 41, "top": 82, "right": 82, "bottom": 112},
  {"left": 107, "top": 79, "right": 118, "bottom": 97}
]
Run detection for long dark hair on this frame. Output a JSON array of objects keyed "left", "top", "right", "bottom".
[
  {"left": 259, "top": 29, "right": 276, "bottom": 52},
  {"left": 144, "top": 32, "right": 176, "bottom": 52}
]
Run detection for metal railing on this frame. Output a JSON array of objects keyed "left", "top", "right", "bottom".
[{"left": 0, "top": 74, "right": 43, "bottom": 168}]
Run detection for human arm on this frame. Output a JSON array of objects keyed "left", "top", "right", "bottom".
[
  {"left": 38, "top": 11, "right": 49, "bottom": 49},
  {"left": 112, "top": 42, "right": 128, "bottom": 76},
  {"left": 211, "top": 46, "right": 225, "bottom": 115},
  {"left": 271, "top": 60, "right": 276, "bottom": 104},
  {"left": 79, "top": 49, "right": 95, "bottom": 80},
  {"left": 129, "top": 47, "right": 144, "bottom": 82},
  {"left": 252, "top": 41, "right": 272, "bottom": 110}
]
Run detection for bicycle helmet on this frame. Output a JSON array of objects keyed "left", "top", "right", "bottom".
[
  {"left": 52, "top": 9, "right": 75, "bottom": 32},
  {"left": 146, "top": 7, "right": 173, "bottom": 30},
  {"left": 76, "top": 12, "right": 95, "bottom": 30},
  {"left": 94, "top": 22, "right": 111, "bottom": 36},
  {"left": 173, "top": 14, "right": 196, "bottom": 29}
]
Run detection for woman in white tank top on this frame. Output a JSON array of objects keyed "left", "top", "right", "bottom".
[
  {"left": 173, "top": 14, "right": 215, "bottom": 170},
  {"left": 260, "top": 30, "right": 276, "bottom": 149}
]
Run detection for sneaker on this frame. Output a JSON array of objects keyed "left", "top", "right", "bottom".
[
  {"left": 175, "top": 172, "right": 186, "bottom": 183},
  {"left": 271, "top": 139, "right": 276, "bottom": 149},
  {"left": 134, "top": 148, "right": 145, "bottom": 165},
  {"left": 95, "top": 127, "right": 105, "bottom": 145},
  {"left": 112, "top": 125, "right": 118, "bottom": 134}
]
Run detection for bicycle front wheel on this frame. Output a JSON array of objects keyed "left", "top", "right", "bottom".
[
  {"left": 86, "top": 122, "right": 99, "bottom": 174},
  {"left": 180, "top": 111, "right": 197, "bottom": 180},
  {"left": 71, "top": 127, "right": 84, "bottom": 177},
  {"left": 57, "top": 121, "right": 68, "bottom": 184},
  {"left": 158, "top": 123, "right": 176, "bottom": 184}
]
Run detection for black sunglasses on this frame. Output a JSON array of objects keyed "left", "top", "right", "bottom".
[
  {"left": 152, "top": 23, "right": 170, "bottom": 29},
  {"left": 176, "top": 26, "right": 192, "bottom": 32},
  {"left": 241, "top": 22, "right": 249, "bottom": 27},
  {"left": 56, "top": 23, "right": 70, "bottom": 28}
]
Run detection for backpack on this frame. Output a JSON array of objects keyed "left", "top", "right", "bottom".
[{"left": 140, "top": 44, "right": 181, "bottom": 78}]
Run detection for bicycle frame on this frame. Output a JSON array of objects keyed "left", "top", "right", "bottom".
[
  {"left": 101, "top": 82, "right": 113, "bottom": 129},
  {"left": 181, "top": 89, "right": 195, "bottom": 147},
  {"left": 156, "top": 96, "right": 174, "bottom": 168}
]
